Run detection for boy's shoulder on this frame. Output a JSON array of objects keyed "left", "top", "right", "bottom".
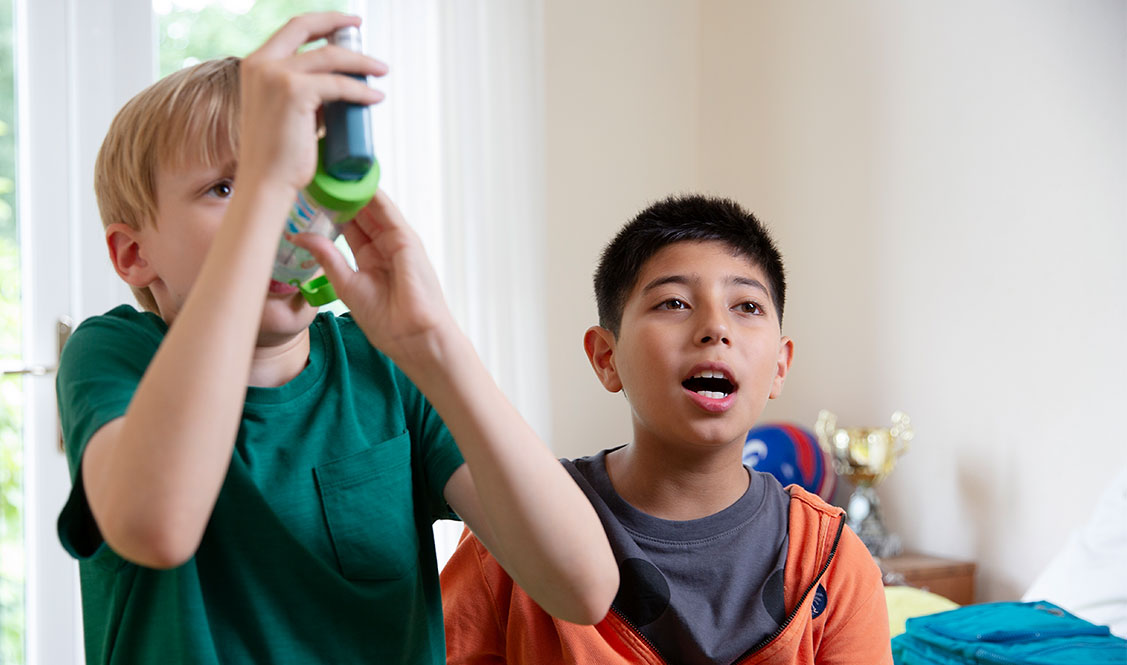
[
  {"left": 782, "top": 485, "right": 882, "bottom": 601},
  {"left": 785, "top": 484, "right": 845, "bottom": 520},
  {"left": 781, "top": 484, "right": 867, "bottom": 575},
  {"left": 61, "top": 305, "right": 167, "bottom": 369},
  {"left": 75, "top": 304, "right": 167, "bottom": 336}
]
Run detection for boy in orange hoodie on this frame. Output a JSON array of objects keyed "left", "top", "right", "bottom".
[{"left": 441, "top": 194, "right": 892, "bottom": 664}]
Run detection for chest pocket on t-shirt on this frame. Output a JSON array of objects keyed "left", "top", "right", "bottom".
[{"left": 315, "top": 433, "right": 418, "bottom": 581}]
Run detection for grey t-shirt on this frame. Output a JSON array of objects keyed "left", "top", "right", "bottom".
[{"left": 563, "top": 448, "right": 790, "bottom": 665}]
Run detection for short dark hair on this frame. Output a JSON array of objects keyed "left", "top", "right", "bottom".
[{"left": 594, "top": 194, "right": 786, "bottom": 335}]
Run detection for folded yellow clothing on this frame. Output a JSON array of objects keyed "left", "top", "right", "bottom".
[{"left": 885, "top": 585, "right": 959, "bottom": 638}]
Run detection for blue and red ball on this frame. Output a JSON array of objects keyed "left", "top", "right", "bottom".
[{"left": 743, "top": 423, "right": 836, "bottom": 501}]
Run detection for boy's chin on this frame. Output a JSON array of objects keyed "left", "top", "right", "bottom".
[{"left": 258, "top": 297, "right": 318, "bottom": 341}]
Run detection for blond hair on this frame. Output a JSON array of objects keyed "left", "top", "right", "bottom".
[{"left": 94, "top": 57, "right": 241, "bottom": 313}]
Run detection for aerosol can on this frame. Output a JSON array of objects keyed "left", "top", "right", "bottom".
[{"left": 271, "top": 25, "right": 380, "bottom": 306}]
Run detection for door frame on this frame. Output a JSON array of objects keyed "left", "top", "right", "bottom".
[{"left": 18, "top": 0, "right": 151, "bottom": 662}]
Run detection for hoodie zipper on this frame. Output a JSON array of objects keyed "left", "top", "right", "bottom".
[
  {"left": 610, "top": 606, "right": 670, "bottom": 665},
  {"left": 733, "top": 516, "right": 846, "bottom": 663},
  {"left": 610, "top": 515, "right": 847, "bottom": 665}
]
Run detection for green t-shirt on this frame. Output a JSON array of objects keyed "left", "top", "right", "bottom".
[{"left": 56, "top": 305, "right": 465, "bottom": 664}]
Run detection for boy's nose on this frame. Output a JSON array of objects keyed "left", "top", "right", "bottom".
[
  {"left": 696, "top": 309, "right": 731, "bottom": 346},
  {"left": 699, "top": 333, "right": 730, "bottom": 345}
]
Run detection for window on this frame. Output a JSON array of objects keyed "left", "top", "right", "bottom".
[
  {"left": 156, "top": 0, "right": 348, "bottom": 77},
  {"left": 0, "top": 0, "right": 24, "bottom": 659}
]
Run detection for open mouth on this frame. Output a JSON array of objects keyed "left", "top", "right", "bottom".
[
  {"left": 269, "top": 279, "right": 300, "bottom": 295},
  {"left": 682, "top": 369, "right": 737, "bottom": 399}
]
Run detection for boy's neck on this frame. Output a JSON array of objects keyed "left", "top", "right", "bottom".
[
  {"left": 604, "top": 441, "right": 750, "bottom": 521},
  {"left": 248, "top": 328, "right": 311, "bottom": 388}
]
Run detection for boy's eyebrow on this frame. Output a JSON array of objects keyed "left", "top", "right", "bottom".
[
  {"left": 213, "top": 158, "right": 238, "bottom": 177},
  {"left": 640, "top": 274, "right": 772, "bottom": 301},
  {"left": 179, "top": 159, "right": 238, "bottom": 189},
  {"left": 640, "top": 275, "right": 692, "bottom": 293},
  {"left": 733, "top": 276, "right": 771, "bottom": 299}
]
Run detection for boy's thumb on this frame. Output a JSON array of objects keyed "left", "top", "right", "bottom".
[{"left": 291, "top": 232, "right": 352, "bottom": 289}]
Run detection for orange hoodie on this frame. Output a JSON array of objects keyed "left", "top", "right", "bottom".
[{"left": 441, "top": 486, "right": 891, "bottom": 664}]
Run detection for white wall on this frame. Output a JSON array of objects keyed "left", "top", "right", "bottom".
[
  {"left": 544, "top": 0, "right": 1127, "bottom": 602},
  {"left": 543, "top": 0, "right": 700, "bottom": 456}
]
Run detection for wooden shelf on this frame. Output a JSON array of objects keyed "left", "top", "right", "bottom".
[{"left": 879, "top": 552, "right": 976, "bottom": 605}]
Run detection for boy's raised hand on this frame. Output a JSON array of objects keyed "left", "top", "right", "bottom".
[
  {"left": 293, "top": 191, "right": 457, "bottom": 365},
  {"left": 237, "top": 12, "right": 387, "bottom": 195},
  {"left": 296, "top": 194, "right": 619, "bottom": 624}
]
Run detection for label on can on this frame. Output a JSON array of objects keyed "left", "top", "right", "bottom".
[{"left": 271, "top": 189, "right": 349, "bottom": 285}]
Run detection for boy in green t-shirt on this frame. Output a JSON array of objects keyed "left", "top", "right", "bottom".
[{"left": 55, "top": 12, "right": 616, "bottom": 664}]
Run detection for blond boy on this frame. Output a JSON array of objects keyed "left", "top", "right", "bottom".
[{"left": 56, "top": 13, "right": 615, "bottom": 664}]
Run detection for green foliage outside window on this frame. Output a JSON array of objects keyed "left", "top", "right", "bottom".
[
  {"left": 0, "top": 368, "right": 22, "bottom": 665},
  {"left": 0, "top": 0, "right": 21, "bottom": 655},
  {"left": 158, "top": 0, "right": 349, "bottom": 77},
  {"left": 0, "top": 0, "right": 13, "bottom": 244}
]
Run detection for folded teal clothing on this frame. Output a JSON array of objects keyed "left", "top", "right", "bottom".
[{"left": 892, "top": 601, "right": 1127, "bottom": 665}]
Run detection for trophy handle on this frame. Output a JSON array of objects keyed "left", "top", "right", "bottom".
[
  {"left": 889, "top": 410, "right": 913, "bottom": 455},
  {"left": 815, "top": 410, "right": 838, "bottom": 450}
]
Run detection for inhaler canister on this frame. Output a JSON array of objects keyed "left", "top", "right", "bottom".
[
  {"left": 321, "top": 25, "right": 375, "bottom": 181},
  {"left": 270, "top": 25, "right": 380, "bottom": 306}
]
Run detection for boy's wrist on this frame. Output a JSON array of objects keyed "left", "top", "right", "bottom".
[
  {"left": 233, "top": 169, "right": 300, "bottom": 211},
  {"left": 389, "top": 321, "right": 475, "bottom": 386},
  {"left": 224, "top": 171, "right": 301, "bottom": 240}
]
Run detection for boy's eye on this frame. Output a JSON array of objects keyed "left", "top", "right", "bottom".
[
  {"left": 658, "top": 299, "right": 688, "bottom": 310},
  {"left": 208, "top": 181, "right": 233, "bottom": 198},
  {"left": 735, "top": 301, "right": 763, "bottom": 315}
]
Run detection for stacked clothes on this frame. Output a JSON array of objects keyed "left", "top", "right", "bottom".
[{"left": 892, "top": 601, "right": 1127, "bottom": 664}]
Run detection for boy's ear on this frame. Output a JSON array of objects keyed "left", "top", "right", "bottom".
[
  {"left": 768, "top": 336, "right": 795, "bottom": 399},
  {"left": 105, "top": 223, "right": 157, "bottom": 288},
  {"left": 583, "top": 326, "right": 623, "bottom": 393}
]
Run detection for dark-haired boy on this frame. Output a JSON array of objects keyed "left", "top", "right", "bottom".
[{"left": 441, "top": 195, "right": 892, "bottom": 664}]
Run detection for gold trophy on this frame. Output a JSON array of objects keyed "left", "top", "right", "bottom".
[{"left": 815, "top": 410, "right": 913, "bottom": 558}]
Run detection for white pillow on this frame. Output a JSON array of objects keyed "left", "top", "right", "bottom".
[{"left": 1022, "top": 466, "right": 1127, "bottom": 638}]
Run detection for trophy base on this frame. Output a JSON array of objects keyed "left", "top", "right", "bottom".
[
  {"left": 845, "top": 485, "right": 903, "bottom": 559},
  {"left": 860, "top": 531, "right": 902, "bottom": 559}
]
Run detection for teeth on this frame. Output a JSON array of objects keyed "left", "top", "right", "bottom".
[
  {"left": 699, "top": 390, "right": 729, "bottom": 399},
  {"left": 693, "top": 370, "right": 723, "bottom": 379}
]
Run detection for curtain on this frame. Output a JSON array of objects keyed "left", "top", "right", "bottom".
[{"left": 360, "top": 0, "right": 551, "bottom": 567}]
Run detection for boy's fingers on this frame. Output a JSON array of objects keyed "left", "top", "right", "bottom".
[
  {"left": 340, "top": 220, "right": 372, "bottom": 254},
  {"left": 255, "top": 12, "right": 361, "bottom": 59},
  {"left": 293, "top": 45, "right": 388, "bottom": 77},
  {"left": 372, "top": 190, "right": 407, "bottom": 224},
  {"left": 291, "top": 233, "right": 354, "bottom": 290},
  {"left": 353, "top": 190, "right": 409, "bottom": 237},
  {"left": 306, "top": 73, "right": 385, "bottom": 106}
]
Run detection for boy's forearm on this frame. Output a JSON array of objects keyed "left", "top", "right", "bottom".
[
  {"left": 84, "top": 178, "right": 295, "bottom": 568},
  {"left": 405, "top": 328, "right": 618, "bottom": 623}
]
